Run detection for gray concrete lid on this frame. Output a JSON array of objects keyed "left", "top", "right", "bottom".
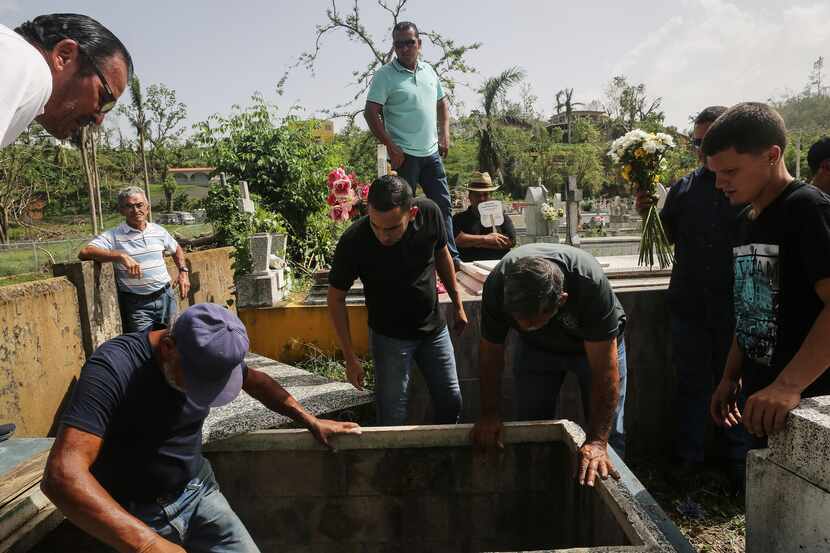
[
  {"left": 768, "top": 395, "right": 830, "bottom": 492},
  {"left": 202, "top": 353, "right": 373, "bottom": 444}
]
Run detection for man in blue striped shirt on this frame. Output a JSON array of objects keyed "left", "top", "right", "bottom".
[{"left": 79, "top": 186, "right": 190, "bottom": 332}]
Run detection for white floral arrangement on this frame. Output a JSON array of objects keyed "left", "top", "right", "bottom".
[{"left": 540, "top": 202, "right": 564, "bottom": 223}]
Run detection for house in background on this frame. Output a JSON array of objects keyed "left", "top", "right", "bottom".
[{"left": 168, "top": 167, "right": 217, "bottom": 187}]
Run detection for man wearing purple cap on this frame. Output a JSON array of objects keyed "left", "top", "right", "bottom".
[{"left": 41, "top": 303, "right": 360, "bottom": 552}]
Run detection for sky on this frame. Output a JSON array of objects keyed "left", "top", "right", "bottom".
[{"left": 3, "top": 0, "right": 829, "bottom": 138}]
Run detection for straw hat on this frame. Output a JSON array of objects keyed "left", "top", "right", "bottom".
[{"left": 464, "top": 171, "right": 499, "bottom": 192}]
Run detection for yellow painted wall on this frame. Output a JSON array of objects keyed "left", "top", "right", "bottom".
[
  {"left": 239, "top": 303, "right": 369, "bottom": 363},
  {"left": 0, "top": 278, "right": 86, "bottom": 436},
  {"left": 164, "top": 246, "right": 236, "bottom": 313}
]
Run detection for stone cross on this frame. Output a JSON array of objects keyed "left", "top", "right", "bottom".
[
  {"left": 565, "top": 175, "right": 581, "bottom": 246},
  {"left": 238, "top": 180, "right": 254, "bottom": 214}
]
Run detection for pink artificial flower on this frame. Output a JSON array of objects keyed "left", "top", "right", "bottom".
[
  {"left": 333, "top": 178, "right": 352, "bottom": 195},
  {"left": 327, "top": 167, "right": 347, "bottom": 189},
  {"left": 326, "top": 192, "right": 337, "bottom": 206},
  {"left": 330, "top": 203, "right": 351, "bottom": 222},
  {"left": 358, "top": 184, "right": 370, "bottom": 201}
]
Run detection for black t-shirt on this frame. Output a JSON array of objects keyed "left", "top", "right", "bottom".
[
  {"left": 481, "top": 243, "right": 626, "bottom": 353},
  {"left": 60, "top": 329, "right": 212, "bottom": 503},
  {"left": 329, "top": 197, "right": 447, "bottom": 338},
  {"left": 733, "top": 181, "right": 830, "bottom": 396},
  {"left": 452, "top": 205, "right": 517, "bottom": 262},
  {"left": 660, "top": 167, "right": 744, "bottom": 322}
]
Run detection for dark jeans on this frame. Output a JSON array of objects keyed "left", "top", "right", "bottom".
[
  {"left": 512, "top": 337, "right": 627, "bottom": 458},
  {"left": 397, "top": 152, "right": 460, "bottom": 261},
  {"left": 124, "top": 459, "right": 259, "bottom": 552},
  {"left": 671, "top": 314, "right": 751, "bottom": 463},
  {"left": 370, "top": 326, "right": 462, "bottom": 426},
  {"left": 118, "top": 284, "right": 177, "bottom": 333}
]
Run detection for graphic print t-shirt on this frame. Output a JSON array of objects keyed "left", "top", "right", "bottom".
[{"left": 733, "top": 181, "right": 830, "bottom": 396}]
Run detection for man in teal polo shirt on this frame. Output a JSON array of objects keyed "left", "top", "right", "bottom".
[{"left": 364, "top": 21, "right": 460, "bottom": 266}]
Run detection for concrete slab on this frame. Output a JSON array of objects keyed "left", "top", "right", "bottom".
[
  {"left": 747, "top": 448, "right": 830, "bottom": 553},
  {"left": 202, "top": 353, "right": 374, "bottom": 444},
  {"left": 767, "top": 395, "right": 830, "bottom": 492}
]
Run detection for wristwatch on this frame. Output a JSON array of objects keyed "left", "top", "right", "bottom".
[{"left": 179, "top": 266, "right": 189, "bottom": 273}]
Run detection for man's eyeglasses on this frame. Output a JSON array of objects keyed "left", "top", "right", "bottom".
[
  {"left": 692, "top": 138, "right": 703, "bottom": 150},
  {"left": 394, "top": 38, "right": 418, "bottom": 49},
  {"left": 123, "top": 202, "right": 146, "bottom": 212},
  {"left": 74, "top": 41, "right": 117, "bottom": 114}
]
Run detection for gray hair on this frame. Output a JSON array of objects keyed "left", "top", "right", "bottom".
[
  {"left": 117, "top": 186, "right": 146, "bottom": 208},
  {"left": 503, "top": 257, "right": 564, "bottom": 317}
]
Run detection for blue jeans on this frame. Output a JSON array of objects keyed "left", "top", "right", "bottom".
[
  {"left": 370, "top": 326, "right": 462, "bottom": 425},
  {"left": 118, "top": 284, "right": 177, "bottom": 333},
  {"left": 671, "top": 315, "right": 751, "bottom": 463},
  {"left": 397, "top": 152, "right": 460, "bottom": 261},
  {"left": 125, "top": 459, "right": 259, "bottom": 552},
  {"left": 512, "top": 337, "right": 627, "bottom": 458}
]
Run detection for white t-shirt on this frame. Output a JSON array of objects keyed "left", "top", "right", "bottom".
[{"left": 0, "top": 24, "right": 52, "bottom": 148}]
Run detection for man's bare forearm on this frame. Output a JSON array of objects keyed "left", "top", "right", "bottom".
[
  {"left": 435, "top": 246, "right": 462, "bottom": 309},
  {"left": 327, "top": 286, "right": 358, "bottom": 361},
  {"left": 584, "top": 338, "right": 620, "bottom": 445},
  {"left": 455, "top": 231, "right": 487, "bottom": 248},
  {"left": 364, "top": 102, "right": 396, "bottom": 149},
  {"left": 78, "top": 245, "right": 122, "bottom": 264},
  {"left": 42, "top": 445, "right": 157, "bottom": 552},
  {"left": 172, "top": 245, "right": 187, "bottom": 270},
  {"left": 438, "top": 98, "right": 450, "bottom": 141},
  {"left": 242, "top": 367, "right": 316, "bottom": 428}
]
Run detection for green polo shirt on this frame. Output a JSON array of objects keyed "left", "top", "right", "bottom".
[{"left": 366, "top": 58, "right": 446, "bottom": 157}]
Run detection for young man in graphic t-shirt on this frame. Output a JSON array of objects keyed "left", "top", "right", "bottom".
[{"left": 704, "top": 102, "right": 830, "bottom": 443}]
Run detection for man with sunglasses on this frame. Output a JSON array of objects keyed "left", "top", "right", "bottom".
[
  {"left": 1, "top": 13, "right": 130, "bottom": 147},
  {"left": 364, "top": 21, "right": 461, "bottom": 268},
  {"left": 80, "top": 187, "right": 190, "bottom": 333},
  {"left": 637, "top": 106, "right": 750, "bottom": 490}
]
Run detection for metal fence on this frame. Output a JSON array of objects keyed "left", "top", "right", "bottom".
[{"left": 0, "top": 238, "right": 92, "bottom": 277}]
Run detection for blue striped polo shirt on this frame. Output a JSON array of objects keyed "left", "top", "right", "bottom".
[{"left": 88, "top": 222, "right": 178, "bottom": 294}]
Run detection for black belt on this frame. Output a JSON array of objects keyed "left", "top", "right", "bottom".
[{"left": 119, "top": 282, "right": 171, "bottom": 300}]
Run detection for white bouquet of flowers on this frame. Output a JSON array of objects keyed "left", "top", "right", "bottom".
[
  {"left": 540, "top": 202, "right": 564, "bottom": 223},
  {"left": 607, "top": 129, "right": 675, "bottom": 268}
]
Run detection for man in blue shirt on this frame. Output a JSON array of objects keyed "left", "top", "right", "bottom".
[
  {"left": 42, "top": 304, "right": 360, "bottom": 552},
  {"left": 640, "top": 106, "right": 749, "bottom": 486},
  {"left": 364, "top": 21, "right": 460, "bottom": 267}
]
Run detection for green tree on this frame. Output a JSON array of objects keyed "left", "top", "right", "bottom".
[
  {"left": 117, "top": 76, "right": 152, "bottom": 215},
  {"left": 471, "top": 67, "right": 531, "bottom": 197},
  {"left": 195, "top": 95, "right": 339, "bottom": 250},
  {"left": 283, "top": 0, "right": 480, "bottom": 120},
  {"left": 602, "top": 75, "right": 665, "bottom": 135},
  {"left": 162, "top": 173, "right": 178, "bottom": 212}
]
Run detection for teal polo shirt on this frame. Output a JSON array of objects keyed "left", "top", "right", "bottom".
[{"left": 366, "top": 58, "right": 446, "bottom": 157}]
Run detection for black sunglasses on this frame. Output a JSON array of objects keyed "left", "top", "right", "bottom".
[
  {"left": 394, "top": 38, "right": 418, "bottom": 49},
  {"left": 73, "top": 41, "right": 117, "bottom": 114},
  {"left": 692, "top": 138, "right": 703, "bottom": 149}
]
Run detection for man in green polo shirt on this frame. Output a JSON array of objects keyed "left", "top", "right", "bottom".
[{"left": 364, "top": 21, "right": 460, "bottom": 267}]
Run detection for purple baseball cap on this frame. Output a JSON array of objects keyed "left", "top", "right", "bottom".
[{"left": 172, "top": 303, "right": 249, "bottom": 408}]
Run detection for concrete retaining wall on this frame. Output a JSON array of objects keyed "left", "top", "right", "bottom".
[
  {"left": 0, "top": 279, "right": 86, "bottom": 437},
  {"left": 164, "top": 246, "right": 236, "bottom": 312},
  {"left": 204, "top": 422, "right": 691, "bottom": 552}
]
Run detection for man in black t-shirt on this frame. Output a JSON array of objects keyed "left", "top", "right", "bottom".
[
  {"left": 470, "top": 244, "right": 627, "bottom": 487},
  {"left": 328, "top": 175, "right": 468, "bottom": 425},
  {"left": 42, "top": 304, "right": 360, "bottom": 553},
  {"left": 452, "top": 171, "right": 516, "bottom": 262},
  {"left": 704, "top": 102, "right": 830, "bottom": 443}
]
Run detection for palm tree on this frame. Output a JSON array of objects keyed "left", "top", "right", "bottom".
[
  {"left": 472, "top": 67, "right": 530, "bottom": 196},
  {"left": 554, "top": 88, "right": 584, "bottom": 144},
  {"left": 118, "top": 76, "right": 152, "bottom": 217}
]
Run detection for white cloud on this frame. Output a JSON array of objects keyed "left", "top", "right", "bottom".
[{"left": 612, "top": 0, "right": 830, "bottom": 129}]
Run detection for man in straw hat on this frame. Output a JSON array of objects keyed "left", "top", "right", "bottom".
[
  {"left": 452, "top": 171, "right": 516, "bottom": 263},
  {"left": 42, "top": 303, "right": 361, "bottom": 552}
]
